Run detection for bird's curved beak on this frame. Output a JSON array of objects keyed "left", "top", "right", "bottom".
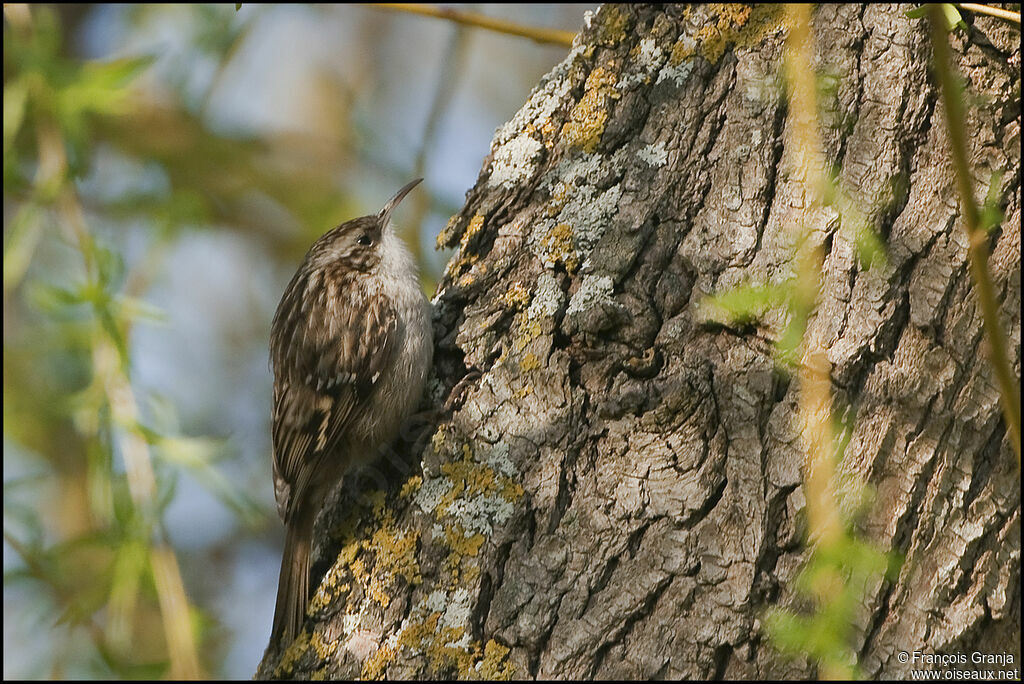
[{"left": 378, "top": 178, "right": 423, "bottom": 228}]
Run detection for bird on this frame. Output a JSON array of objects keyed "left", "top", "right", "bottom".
[{"left": 268, "top": 178, "right": 432, "bottom": 646}]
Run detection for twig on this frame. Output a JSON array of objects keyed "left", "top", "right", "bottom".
[
  {"left": 406, "top": 18, "right": 471, "bottom": 294},
  {"left": 957, "top": 3, "right": 1022, "bottom": 24},
  {"left": 784, "top": 3, "right": 844, "bottom": 550},
  {"left": 364, "top": 3, "right": 576, "bottom": 48},
  {"left": 927, "top": 4, "right": 1022, "bottom": 466},
  {"left": 784, "top": 5, "right": 854, "bottom": 678}
]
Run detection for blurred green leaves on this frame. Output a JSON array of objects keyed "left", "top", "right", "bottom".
[
  {"left": 979, "top": 170, "right": 1005, "bottom": 234},
  {"left": 4, "top": 7, "right": 154, "bottom": 185},
  {"left": 710, "top": 4, "right": 906, "bottom": 679},
  {"left": 3, "top": 4, "right": 273, "bottom": 678},
  {"left": 765, "top": 535, "right": 900, "bottom": 679},
  {"left": 905, "top": 4, "right": 966, "bottom": 32},
  {"left": 4, "top": 3, "right": 390, "bottom": 676}
]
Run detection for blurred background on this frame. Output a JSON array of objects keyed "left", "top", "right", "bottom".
[{"left": 3, "top": 4, "right": 591, "bottom": 678}]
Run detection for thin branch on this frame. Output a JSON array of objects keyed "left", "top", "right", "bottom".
[
  {"left": 784, "top": 3, "right": 844, "bottom": 551},
  {"left": 364, "top": 3, "right": 576, "bottom": 48},
  {"left": 406, "top": 17, "right": 471, "bottom": 294},
  {"left": 783, "top": 6, "right": 856, "bottom": 678},
  {"left": 927, "top": 3, "right": 1022, "bottom": 467},
  {"left": 93, "top": 341, "right": 204, "bottom": 679},
  {"left": 957, "top": 3, "right": 1022, "bottom": 23}
]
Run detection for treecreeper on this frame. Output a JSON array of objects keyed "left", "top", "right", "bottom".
[{"left": 267, "top": 179, "right": 433, "bottom": 647}]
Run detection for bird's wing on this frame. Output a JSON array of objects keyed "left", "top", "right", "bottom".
[{"left": 271, "top": 280, "right": 397, "bottom": 523}]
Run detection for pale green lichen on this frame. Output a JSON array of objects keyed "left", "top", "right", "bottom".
[
  {"left": 373, "top": 610, "right": 515, "bottom": 681},
  {"left": 619, "top": 37, "right": 667, "bottom": 89},
  {"left": 414, "top": 440, "right": 525, "bottom": 582},
  {"left": 414, "top": 474, "right": 454, "bottom": 514},
  {"left": 533, "top": 149, "right": 626, "bottom": 274},
  {"left": 363, "top": 495, "right": 519, "bottom": 678},
  {"left": 533, "top": 185, "right": 621, "bottom": 273},
  {"left": 637, "top": 142, "right": 669, "bottom": 167},
  {"left": 400, "top": 615, "right": 477, "bottom": 676},
  {"left": 538, "top": 222, "right": 579, "bottom": 272},
  {"left": 342, "top": 611, "right": 361, "bottom": 636},
  {"left": 492, "top": 53, "right": 575, "bottom": 149},
  {"left": 658, "top": 48, "right": 695, "bottom": 86},
  {"left": 318, "top": 433, "right": 522, "bottom": 681},
  {"left": 480, "top": 441, "right": 516, "bottom": 479},
  {"left": 348, "top": 393, "right": 526, "bottom": 680},
  {"left": 566, "top": 274, "right": 615, "bottom": 317},
  {"left": 446, "top": 493, "right": 517, "bottom": 537},
  {"left": 488, "top": 133, "right": 544, "bottom": 188}
]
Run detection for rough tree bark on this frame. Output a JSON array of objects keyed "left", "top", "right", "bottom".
[{"left": 257, "top": 4, "right": 1020, "bottom": 679}]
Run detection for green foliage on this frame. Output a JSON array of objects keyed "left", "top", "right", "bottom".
[
  {"left": 979, "top": 170, "right": 1005, "bottom": 234},
  {"left": 3, "top": 5, "right": 283, "bottom": 678},
  {"left": 765, "top": 535, "right": 899, "bottom": 679},
  {"left": 704, "top": 5, "right": 904, "bottom": 678},
  {"left": 4, "top": 8, "right": 154, "bottom": 183},
  {"left": 905, "top": 4, "right": 966, "bottom": 32},
  {"left": 701, "top": 280, "right": 794, "bottom": 326},
  {"left": 5, "top": 2, "right": 437, "bottom": 675},
  {"left": 765, "top": 402, "right": 900, "bottom": 679}
]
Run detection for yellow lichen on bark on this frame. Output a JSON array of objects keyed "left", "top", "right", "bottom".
[
  {"left": 274, "top": 630, "right": 311, "bottom": 677},
  {"left": 502, "top": 282, "right": 531, "bottom": 309},
  {"left": 671, "top": 3, "right": 785, "bottom": 66},
  {"left": 597, "top": 4, "right": 628, "bottom": 45},
  {"left": 360, "top": 639, "right": 397, "bottom": 680},
  {"left": 461, "top": 214, "right": 485, "bottom": 250},
  {"left": 562, "top": 66, "right": 619, "bottom": 153},
  {"left": 309, "top": 630, "right": 338, "bottom": 661},
  {"left": 476, "top": 640, "right": 516, "bottom": 680},
  {"left": 539, "top": 222, "right": 579, "bottom": 272},
  {"left": 520, "top": 352, "right": 541, "bottom": 372}
]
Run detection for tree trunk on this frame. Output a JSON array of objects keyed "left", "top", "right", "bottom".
[{"left": 257, "top": 4, "right": 1020, "bottom": 679}]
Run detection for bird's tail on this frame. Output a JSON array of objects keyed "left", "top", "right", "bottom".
[{"left": 271, "top": 518, "right": 312, "bottom": 648}]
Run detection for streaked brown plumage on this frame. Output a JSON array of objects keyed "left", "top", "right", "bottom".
[{"left": 269, "top": 179, "right": 432, "bottom": 646}]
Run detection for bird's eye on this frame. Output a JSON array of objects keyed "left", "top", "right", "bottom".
[{"left": 357, "top": 234, "right": 372, "bottom": 246}]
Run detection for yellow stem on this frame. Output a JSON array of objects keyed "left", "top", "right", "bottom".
[
  {"left": 151, "top": 546, "right": 203, "bottom": 679},
  {"left": 927, "top": 3, "right": 1022, "bottom": 466},
  {"left": 364, "top": 3, "right": 576, "bottom": 48},
  {"left": 785, "top": 3, "right": 846, "bottom": 552},
  {"left": 957, "top": 3, "right": 1021, "bottom": 23}
]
